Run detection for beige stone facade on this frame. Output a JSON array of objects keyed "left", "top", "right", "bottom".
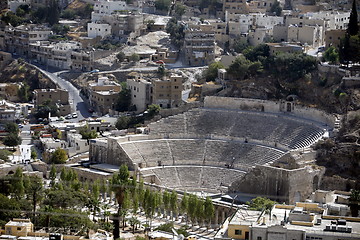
[
  {"left": 4, "top": 24, "right": 52, "bottom": 57},
  {"left": 325, "top": 29, "right": 346, "bottom": 49},
  {"left": 152, "top": 74, "right": 183, "bottom": 108},
  {"left": 184, "top": 23, "right": 216, "bottom": 66},
  {"left": 5, "top": 219, "right": 34, "bottom": 237},
  {"left": 89, "top": 77, "right": 121, "bottom": 115},
  {"left": 34, "top": 89, "right": 71, "bottom": 116}
]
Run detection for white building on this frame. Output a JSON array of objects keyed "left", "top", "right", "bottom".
[
  {"left": 87, "top": 22, "right": 112, "bottom": 38},
  {"left": 91, "top": 0, "right": 140, "bottom": 22},
  {"left": 127, "top": 76, "right": 152, "bottom": 113},
  {"left": 29, "top": 41, "right": 82, "bottom": 69},
  {"left": 303, "top": 11, "right": 350, "bottom": 30},
  {"left": 67, "top": 133, "right": 89, "bottom": 157}
]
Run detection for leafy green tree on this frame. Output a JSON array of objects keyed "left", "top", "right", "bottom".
[
  {"left": 61, "top": 9, "right": 76, "bottom": 19},
  {"left": 162, "top": 190, "right": 170, "bottom": 216},
  {"left": 247, "top": 196, "right": 276, "bottom": 219},
  {"left": 47, "top": 0, "right": 60, "bottom": 26},
  {"left": 1, "top": 12, "right": 25, "bottom": 27},
  {"left": 349, "top": 189, "right": 360, "bottom": 217},
  {"left": 0, "top": 149, "right": 12, "bottom": 162},
  {"left": 31, "top": 148, "right": 37, "bottom": 160},
  {"left": 116, "top": 86, "right": 132, "bottom": 112},
  {"left": 243, "top": 44, "right": 271, "bottom": 63},
  {"left": 175, "top": 3, "right": 186, "bottom": 18},
  {"left": 270, "top": 0, "right": 282, "bottom": 16},
  {"left": 147, "top": 104, "right": 161, "bottom": 118},
  {"left": 3, "top": 134, "right": 22, "bottom": 150},
  {"left": 204, "top": 197, "right": 214, "bottom": 226},
  {"left": 195, "top": 198, "right": 205, "bottom": 225},
  {"left": 79, "top": 125, "right": 98, "bottom": 140},
  {"left": 111, "top": 165, "right": 130, "bottom": 239},
  {"left": 155, "top": 0, "right": 172, "bottom": 11},
  {"left": 49, "top": 165, "right": 57, "bottom": 186},
  {"left": 187, "top": 194, "right": 198, "bottom": 224},
  {"left": 130, "top": 53, "right": 140, "bottom": 62},
  {"left": 227, "top": 55, "right": 253, "bottom": 80},
  {"left": 273, "top": 52, "right": 317, "bottom": 81},
  {"left": 35, "top": 99, "right": 59, "bottom": 118},
  {"left": 0, "top": 194, "right": 21, "bottom": 226},
  {"left": 166, "top": 17, "right": 185, "bottom": 48},
  {"left": 170, "top": 190, "right": 178, "bottom": 219},
  {"left": 348, "top": 0, "right": 359, "bottom": 36},
  {"left": 180, "top": 192, "right": 189, "bottom": 223},
  {"left": 204, "top": 62, "right": 224, "bottom": 82},
  {"left": 31, "top": 6, "right": 47, "bottom": 23},
  {"left": 26, "top": 176, "right": 43, "bottom": 222},
  {"left": 5, "top": 122, "right": 19, "bottom": 135},
  {"left": 18, "top": 82, "right": 31, "bottom": 102},
  {"left": 115, "top": 116, "right": 131, "bottom": 130},
  {"left": 128, "top": 216, "right": 140, "bottom": 233},
  {"left": 233, "top": 39, "right": 249, "bottom": 53},
  {"left": 11, "top": 168, "right": 25, "bottom": 200},
  {"left": 49, "top": 148, "right": 68, "bottom": 164},
  {"left": 323, "top": 46, "right": 339, "bottom": 64},
  {"left": 116, "top": 52, "right": 126, "bottom": 62}
]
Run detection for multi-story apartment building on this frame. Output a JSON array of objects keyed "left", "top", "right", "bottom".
[
  {"left": 184, "top": 22, "right": 216, "bottom": 66},
  {"left": 4, "top": 24, "right": 52, "bottom": 56},
  {"left": 248, "top": 0, "right": 277, "bottom": 13},
  {"left": 303, "top": 11, "right": 350, "bottom": 30},
  {"left": 88, "top": 76, "right": 121, "bottom": 115},
  {"left": 222, "top": 0, "right": 249, "bottom": 15},
  {"left": 87, "top": 22, "right": 112, "bottom": 38},
  {"left": 34, "top": 89, "right": 71, "bottom": 116},
  {"left": 152, "top": 74, "right": 183, "bottom": 108},
  {"left": 91, "top": 0, "right": 140, "bottom": 21},
  {"left": 101, "top": 13, "right": 144, "bottom": 37},
  {"left": 127, "top": 73, "right": 152, "bottom": 113},
  {"left": 127, "top": 73, "right": 183, "bottom": 111},
  {"left": 29, "top": 41, "right": 82, "bottom": 69},
  {"left": 70, "top": 49, "right": 94, "bottom": 71}
]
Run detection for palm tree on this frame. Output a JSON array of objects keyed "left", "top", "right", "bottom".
[{"left": 111, "top": 165, "right": 130, "bottom": 239}]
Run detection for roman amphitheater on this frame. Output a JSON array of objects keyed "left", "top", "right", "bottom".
[{"left": 90, "top": 96, "right": 337, "bottom": 206}]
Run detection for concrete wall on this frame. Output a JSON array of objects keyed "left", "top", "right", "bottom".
[
  {"left": 229, "top": 164, "right": 325, "bottom": 204},
  {"left": 204, "top": 96, "right": 335, "bottom": 127}
]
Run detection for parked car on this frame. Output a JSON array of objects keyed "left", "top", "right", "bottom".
[{"left": 72, "top": 112, "right": 78, "bottom": 118}]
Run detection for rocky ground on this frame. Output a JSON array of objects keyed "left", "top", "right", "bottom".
[{"left": 0, "top": 59, "right": 56, "bottom": 89}]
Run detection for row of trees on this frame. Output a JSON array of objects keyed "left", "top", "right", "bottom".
[
  {"left": 111, "top": 165, "right": 215, "bottom": 238},
  {"left": 205, "top": 44, "right": 317, "bottom": 82},
  {"left": 0, "top": 165, "right": 216, "bottom": 237}
]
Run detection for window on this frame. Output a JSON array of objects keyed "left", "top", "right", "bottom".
[
  {"left": 234, "top": 230, "right": 242, "bottom": 235},
  {"left": 174, "top": 86, "right": 179, "bottom": 89},
  {"left": 17, "top": 227, "right": 21, "bottom": 230},
  {"left": 257, "top": 237, "right": 262, "bottom": 240}
]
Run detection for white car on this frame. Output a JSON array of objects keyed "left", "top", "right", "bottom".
[
  {"left": 65, "top": 114, "right": 72, "bottom": 119},
  {"left": 72, "top": 113, "right": 78, "bottom": 118}
]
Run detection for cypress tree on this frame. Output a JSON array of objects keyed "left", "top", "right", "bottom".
[{"left": 348, "top": 0, "right": 359, "bottom": 36}]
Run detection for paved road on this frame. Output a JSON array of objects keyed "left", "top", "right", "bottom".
[{"left": 30, "top": 64, "right": 92, "bottom": 120}]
